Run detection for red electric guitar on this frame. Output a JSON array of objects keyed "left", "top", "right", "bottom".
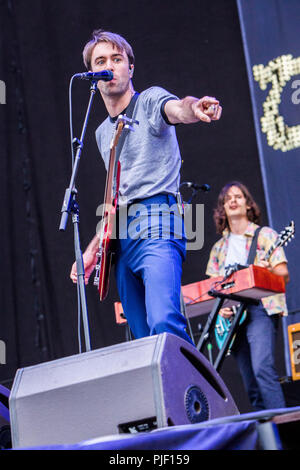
[{"left": 93, "top": 115, "right": 135, "bottom": 300}]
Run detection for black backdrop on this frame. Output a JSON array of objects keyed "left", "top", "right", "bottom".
[{"left": 0, "top": 0, "right": 279, "bottom": 413}]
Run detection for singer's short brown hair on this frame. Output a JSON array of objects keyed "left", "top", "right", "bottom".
[
  {"left": 82, "top": 29, "right": 135, "bottom": 70},
  {"left": 213, "top": 181, "right": 261, "bottom": 234}
]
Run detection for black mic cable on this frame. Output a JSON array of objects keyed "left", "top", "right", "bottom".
[{"left": 180, "top": 181, "right": 211, "bottom": 192}]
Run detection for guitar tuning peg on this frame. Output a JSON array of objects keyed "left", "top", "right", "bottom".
[{"left": 124, "top": 124, "right": 135, "bottom": 131}]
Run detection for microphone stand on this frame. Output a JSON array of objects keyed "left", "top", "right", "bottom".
[
  {"left": 179, "top": 182, "right": 210, "bottom": 204},
  {"left": 59, "top": 80, "right": 98, "bottom": 353}
]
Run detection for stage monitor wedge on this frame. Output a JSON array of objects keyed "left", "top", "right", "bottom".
[{"left": 9, "top": 333, "right": 239, "bottom": 448}]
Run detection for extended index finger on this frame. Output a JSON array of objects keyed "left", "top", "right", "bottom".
[{"left": 201, "top": 96, "right": 219, "bottom": 107}]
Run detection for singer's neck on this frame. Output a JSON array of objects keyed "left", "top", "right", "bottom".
[
  {"left": 101, "top": 84, "right": 135, "bottom": 118},
  {"left": 228, "top": 216, "right": 249, "bottom": 235}
]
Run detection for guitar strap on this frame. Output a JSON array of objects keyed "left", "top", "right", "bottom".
[
  {"left": 246, "top": 226, "right": 262, "bottom": 265},
  {"left": 113, "top": 91, "right": 140, "bottom": 192}
]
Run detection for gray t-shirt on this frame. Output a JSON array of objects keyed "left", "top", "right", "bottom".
[{"left": 95, "top": 86, "right": 182, "bottom": 205}]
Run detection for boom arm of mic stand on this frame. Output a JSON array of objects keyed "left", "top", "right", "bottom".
[{"left": 59, "top": 81, "right": 98, "bottom": 352}]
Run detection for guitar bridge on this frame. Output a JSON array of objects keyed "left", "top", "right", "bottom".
[{"left": 215, "top": 319, "right": 231, "bottom": 337}]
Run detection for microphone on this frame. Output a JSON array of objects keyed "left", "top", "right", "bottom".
[
  {"left": 181, "top": 182, "right": 211, "bottom": 192},
  {"left": 74, "top": 70, "right": 114, "bottom": 81}
]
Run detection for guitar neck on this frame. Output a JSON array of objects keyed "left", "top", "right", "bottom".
[
  {"left": 103, "top": 147, "right": 117, "bottom": 207},
  {"left": 263, "top": 227, "right": 293, "bottom": 262},
  {"left": 264, "top": 244, "right": 276, "bottom": 262}
]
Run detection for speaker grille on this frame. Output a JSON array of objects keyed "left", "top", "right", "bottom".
[{"left": 185, "top": 386, "right": 210, "bottom": 423}]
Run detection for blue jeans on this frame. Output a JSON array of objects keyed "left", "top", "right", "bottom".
[
  {"left": 115, "top": 194, "right": 193, "bottom": 345},
  {"left": 232, "top": 302, "right": 286, "bottom": 410}
]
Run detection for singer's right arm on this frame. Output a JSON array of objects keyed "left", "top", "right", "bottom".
[
  {"left": 70, "top": 234, "right": 99, "bottom": 284},
  {"left": 164, "top": 95, "right": 222, "bottom": 124}
]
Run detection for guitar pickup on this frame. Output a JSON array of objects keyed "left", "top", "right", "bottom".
[{"left": 215, "top": 322, "right": 226, "bottom": 337}]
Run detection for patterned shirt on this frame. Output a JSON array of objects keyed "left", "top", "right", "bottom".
[{"left": 206, "top": 222, "right": 288, "bottom": 315}]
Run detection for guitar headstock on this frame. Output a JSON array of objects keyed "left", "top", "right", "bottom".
[
  {"left": 276, "top": 220, "right": 295, "bottom": 248},
  {"left": 110, "top": 114, "right": 139, "bottom": 149}
]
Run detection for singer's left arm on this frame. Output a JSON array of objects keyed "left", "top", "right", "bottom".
[{"left": 164, "top": 95, "right": 222, "bottom": 124}]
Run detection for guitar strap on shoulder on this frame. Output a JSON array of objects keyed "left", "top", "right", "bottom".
[
  {"left": 246, "top": 226, "right": 262, "bottom": 265},
  {"left": 113, "top": 91, "right": 140, "bottom": 188}
]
